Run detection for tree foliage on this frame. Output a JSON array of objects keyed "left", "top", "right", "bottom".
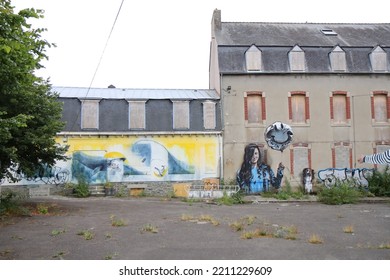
[{"left": 0, "top": 0, "right": 67, "bottom": 182}]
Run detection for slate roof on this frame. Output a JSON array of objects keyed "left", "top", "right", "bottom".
[
  {"left": 215, "top": 22, "right": 390, "bottom": 46},
  {"left": 53, "top": 86, "right": 220, "bottom": 100},
  {"left": 214, "top": 20, "right": 390, "bottom": 73}
]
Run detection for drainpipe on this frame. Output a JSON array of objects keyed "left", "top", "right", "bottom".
[{"left": 219, "top": 73, "right": 224, "bottom": 181}]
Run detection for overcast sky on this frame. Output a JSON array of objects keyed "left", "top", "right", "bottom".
[{"left": 12, "top": 0, "right": 390, "bottom": 89}]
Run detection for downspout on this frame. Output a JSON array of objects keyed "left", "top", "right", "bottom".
[{"left": 219, "top": 73, "right": 224, "bottom": 181}]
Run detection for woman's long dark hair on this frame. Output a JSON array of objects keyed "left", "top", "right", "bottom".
[{"left": 238, "top": 143, "right": 262, "bottom": 186}]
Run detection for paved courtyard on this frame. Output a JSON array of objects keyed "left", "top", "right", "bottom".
[{"left": 0, "top": 195, "right": 389, "bottom": 260}]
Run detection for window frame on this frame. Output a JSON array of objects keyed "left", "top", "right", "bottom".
[
  {"left": 288, "top": 45, "right": 306, "bottom": 72},
  {"left": 245, "top": 45, "right": 262, "bottom": 72},
  {"left": 290, "top": 143, "right": 311, "bottom": 177},
  {"left": 128, "top": 100, "right": 146, "bottom": 130},
  {"left": 172, "top": 100, "right": 190, "bottom": 130},
  {"left": 288, "top": 91, "right": 310, "bottom": 126},
  {"left": 371, "top": 91, "right": 390, "bottom": 126},
  {"left": 244, "top": 91, "right": 266, "bottom": 127},
  {"left": 202, "top": 100, "right": 216, "bottom": 130},
  {"left": 332, "top": 142, "right": 352, "bottom": 168},
  {"left": 370, "top": 46, "right": 388, "bottom": 72},
  {"left": 330, "top": 91, "right": 351, "bottom": 127},
  {"left": 329, "top": 46, "right": 347, "bottom": 72},
  {"left": 80, "top": 99, "right": 100, "bottom": 130}
]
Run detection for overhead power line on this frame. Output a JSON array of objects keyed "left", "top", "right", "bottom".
[{"left": 69, "top": 0, "right": 125, "bottom": 132}]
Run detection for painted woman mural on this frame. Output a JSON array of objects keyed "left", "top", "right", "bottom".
[{"left": 236, "top": 143, "right": 284, "bottom": 194}]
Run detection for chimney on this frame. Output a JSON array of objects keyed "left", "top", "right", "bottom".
[{"left": 211, "top": 9, "right": 221, "bottom": 34}]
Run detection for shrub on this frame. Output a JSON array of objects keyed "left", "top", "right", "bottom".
[
  {"left": 317, "top": 179, "right": 362, "bottom": 205},
  {"left": 0, "top": 190, "right": 30, "bottom": 216},
  {"left": 216, "top": 190, "right": 245, "bottom": 205},
  {"left": 73, "top": 176, "right": 90, "bottom": 198},
  {"left": 366, "top": 167, "right": 390, "bottom": 197}
]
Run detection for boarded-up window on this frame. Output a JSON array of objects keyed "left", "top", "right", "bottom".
[
  {"left": 370, "top": 46, "right": 387, "bottom": 72},
  {"left": 245, "top": 45, "right": 262, "bottom": 71},
  {"left": 289, "top": 45, "right": 305, "bottom": 71},
  {"left": 247, "top": 94, "right": 262, "bottom": 124},
  {"left": 332, "top": 94, "right": 347, "bottom": 123},
  {"left": 173, "top": 100, "right": 189, "bottom": 129},
  {"left": 329, "top": 46, "right": 346, "bottom": 71},
  {"left": 128, "top": 100, "right": 146, "bottom": 129},
  {"left": 293, "top": 146, "right": 309, "bottom": 177},
  {"left": 373, "top": 94, "right": 388, "bottom": 122},
  {"left": 334, "top": 144, "right": 351, "bottom": 168},
  {"left": 203, "top": 101, "right": 216, "bottom": 129},
  {"left": 290, "top": 94, "right": 306, "bottom": 123},
  {"left": 81, "top": 99, "right": 100, "bottom": 129}
]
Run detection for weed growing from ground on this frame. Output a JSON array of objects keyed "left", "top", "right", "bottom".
[
  {"left": 141, "top": 224, "right": 158, "bottom": 233},
  {"left": 104, "top": 252, "right": 119, "bottom": 260},
  {"left": 110, "top": 215, "right": 127, "bottom": 227},
  {"left": 378, "top": 242, "right": 390, "bottom": 249},
  {"left": 0, "top": 190, "right": 30, "bottom": 217},
  {"left": 366, "top": 166, "right": 390, "bottom": 197},
  {"left": 317, "top": 180, "right": 362, "bottom": 205},
  {"left": 51, "top": 229, "right": 66, "bottom": 236},
  {"left": 230, "top": 221, "right": 245, "bottom": 232},
  {"left": 73, "top": 176, "right": 90, "bottom": 198},
  {"left": 343, "top": 225, "right": 354, "bottom": 234},
  {"left": 308, "top": 234, "right": 323, "bottom": 244},
  {"left": 36, "top": 204, "right": 49, "bottom": 215},
  {"left": 77, "top": 229, "right": 94, "bottom": 240},
  {"left": 52, "top": 251, "right": 68, "bottom": 259},
  {"left": 216, "top": 190, "right": 245, "bottom": 205},
  {"left": 181, "top": 214, "right": 194, "bottom": 221}
]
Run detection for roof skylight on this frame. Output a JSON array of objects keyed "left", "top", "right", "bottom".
[{"left": 321, "top": 29, "right": 338, "bottom": 36}]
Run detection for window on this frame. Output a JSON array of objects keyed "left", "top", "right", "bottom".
[
  {"left": 81, "top": 99, "right": 100, "bottom": 129},
  {"left": 370, "top": 46, "right": 387, "bottom": 72},
  {"left": 332, "top": 142, "right": 352, "bottom": 168},
  {"left": 202, "top": 101, "right": 216, "bottom": 129},
  {"left": 329, "top": 46, "right": 347, "bottom": 71},
  {"left": 371, "top": 91, "right": 389, "bottom": 123},
  {"left": 244, "top": 91, "right": 266, "bottom": 125},
  {"left": 172, "top": 100, "right": 189, "bottom": 129},
  {"left": 290, "top": 144, "right": 310, "bottom": 177},
  {"left": 288, "top": 91, "right": 309, "bottom": 124},
  {"left": 128, "top": 100, "right": 146, "bottom": 129},
  {"left": 330, "top": 91, "right": 350, "bottom": 125},
  {"left": 321, "top": 29, "right": 338, "bottom": 36},
  {"left": 288, "top": 45, "right": 305, "bottom": 71},
  {"left": 245, "top": 45, "right": 262, "bottom": 71}
]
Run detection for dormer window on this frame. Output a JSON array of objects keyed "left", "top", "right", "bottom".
[
  {"left": 288, "top": 45, "right": 306, "bottom": 71},
  {"left": 370, "top": 46, "right": 388, "bottom": 72},
  {"left": 80, "top": 99, "right": 100, "bottom": 130},
  {"left": 329, "top": 46, "right": 347, "bottom": 72},
  {"left": 245, "top": 45, "right": 262, "bottom": 71}
]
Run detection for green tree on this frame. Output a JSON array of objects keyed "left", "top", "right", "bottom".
[{"left": 0, "top": 0, "right": 67, "bottom": 182}]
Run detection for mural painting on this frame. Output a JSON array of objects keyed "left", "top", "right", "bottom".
[
  {"left": 236, "top": 122, "right": 292, "bottom": 194},
  {"left": 1, "top": 135, "right": 220, "bottom": 186},
  {"left": 236, "top": 143, "right": 285, "bottom": 194}
]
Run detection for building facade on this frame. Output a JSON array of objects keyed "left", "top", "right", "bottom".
[
  {"left": 2, "top": 87, "right": 222, "bottom": 193},
  {"left": 209, "top": 9, "right": 390, "bottom": 187}
]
